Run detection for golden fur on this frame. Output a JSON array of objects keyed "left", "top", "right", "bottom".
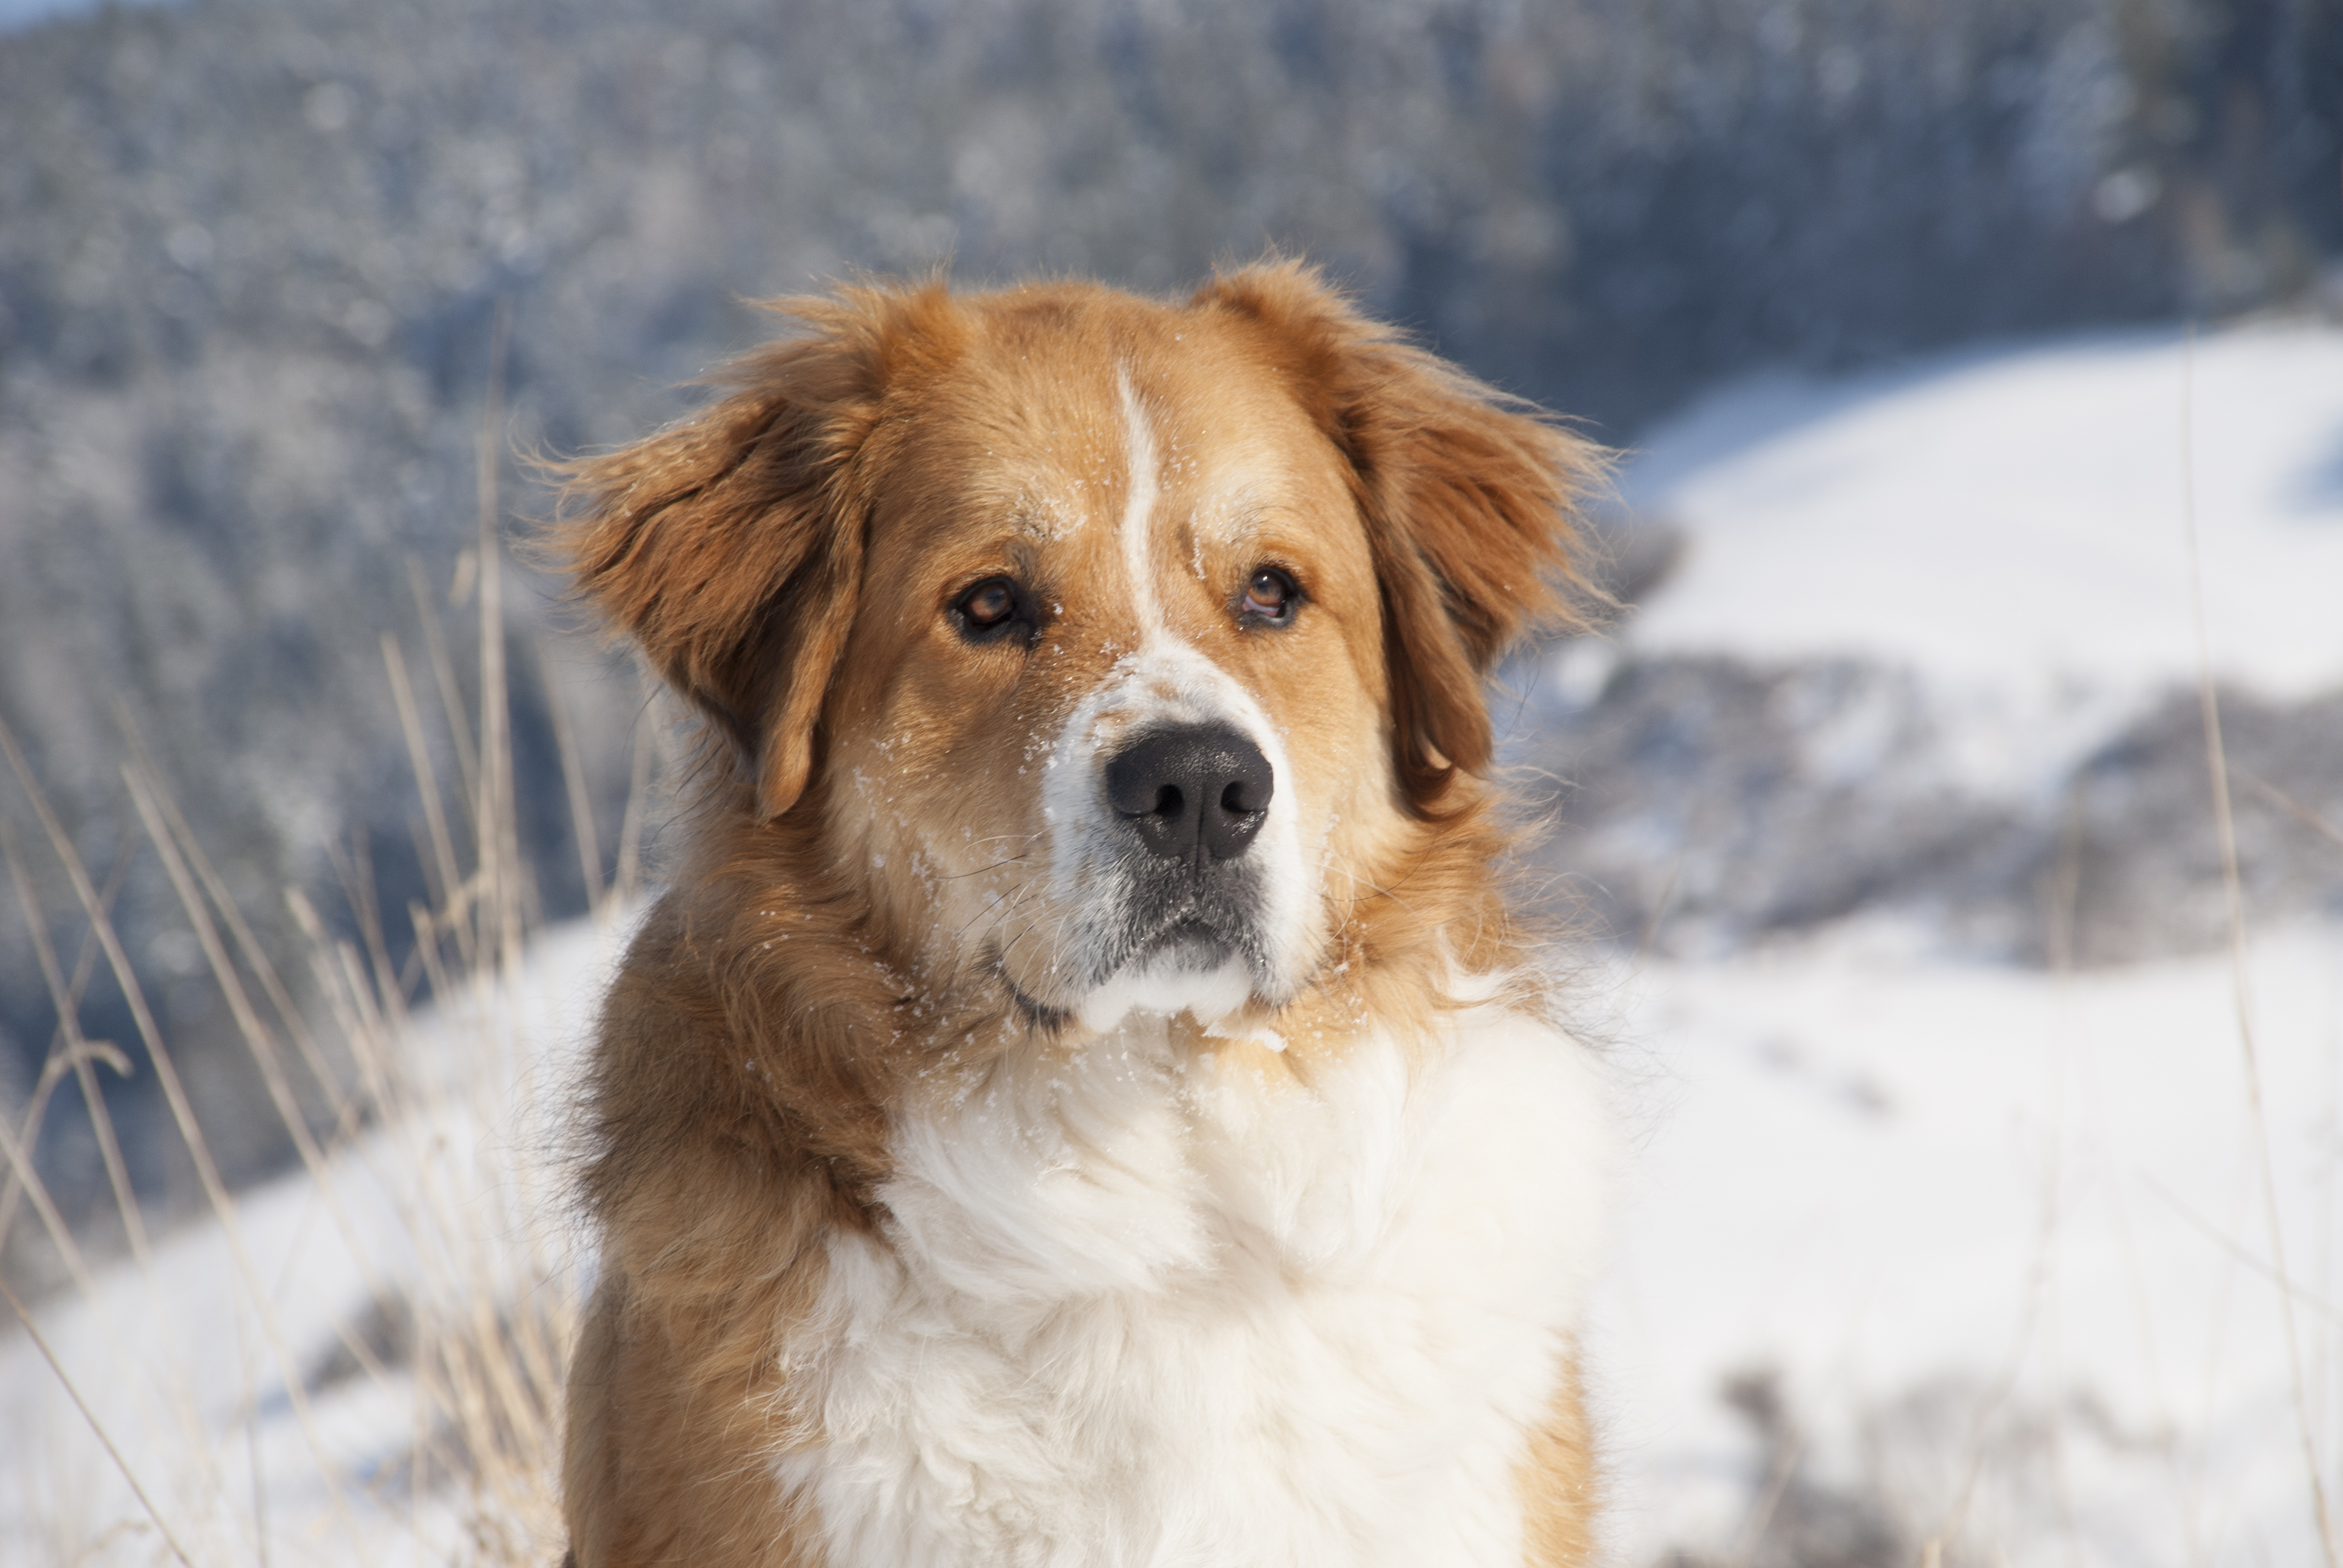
[{"left": 552, "top": 261, "right": 1604, "bottom": 1566}]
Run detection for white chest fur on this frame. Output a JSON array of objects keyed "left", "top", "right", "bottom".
[{"left": 776, "top": 996, "right": 1614, "bottom": 1568}]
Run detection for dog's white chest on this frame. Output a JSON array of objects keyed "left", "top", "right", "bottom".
[{"left": 776, "top": 1003, "right": 1612, "bottom": 1568}]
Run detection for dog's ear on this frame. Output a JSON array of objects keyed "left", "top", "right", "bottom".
[
  {"left": 1194, "top": 260, "right": 1604, "bottom": 815},
  {"left": 549, "top": 286, "right": 946, "bottom": 821}
]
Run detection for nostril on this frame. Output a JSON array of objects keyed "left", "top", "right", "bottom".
[{"left": 1104, "top": 722, "right": 1274, "bottom": 864}]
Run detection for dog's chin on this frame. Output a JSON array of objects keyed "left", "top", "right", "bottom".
[{"left": 1072, "top": 940, "right": 1256, "bottom": 1037}]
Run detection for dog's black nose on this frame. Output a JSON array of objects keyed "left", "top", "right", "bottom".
[{"left": 1104, "top": 723, "right": 1274, "bottom": 864}]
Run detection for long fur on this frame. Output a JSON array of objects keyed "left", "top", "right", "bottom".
[{"left": 552, "top": 261, "right": 1614, "bottom": 1567}]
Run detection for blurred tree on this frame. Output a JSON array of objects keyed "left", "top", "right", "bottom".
[{"left": 0, "top": 0, "right": 2335, "bottom": 1238}]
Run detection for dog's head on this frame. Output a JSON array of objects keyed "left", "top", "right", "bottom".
[{"left": 557, "top": 263, "right": 1597, "bottom": 1038}]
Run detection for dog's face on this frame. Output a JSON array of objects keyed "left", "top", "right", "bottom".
[
  {"left": 828, "top": 328, "right": 1393, "bottom": 1031},
  {"left": 560, "top": 264, "right": 1591, "bottom": 1040}
]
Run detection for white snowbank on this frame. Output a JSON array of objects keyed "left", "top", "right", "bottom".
[
  {"left": 1598, "top": 921, "right": 2343, "bottom": 1566},
  {"left": 1624, "top": 318, "right": 2343, "bottom": 700},
  {"left": 0, "top": 913, "right": 624, "bottom": 1566},
  {"left": 1592, "top": 315, "right": 2343, "bottom": 1564}
]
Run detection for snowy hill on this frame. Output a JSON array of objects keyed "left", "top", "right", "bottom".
[
  {"left": 1578, "top": 314, "right": 2343, "bottom": 1566},
  {"left": 1527, "top": 317, "right": 2343, "bottom": 966},
  {"left": 1625, "top": 322, "right": 2343, "bottom": 697}
]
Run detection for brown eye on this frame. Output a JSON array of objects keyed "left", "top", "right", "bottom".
[
  {"left": 964, "top": 580, "right": 1014, "bottom": 624},
  {"left": 953, "top": 577, "right": 1026, "bottom": 641},
  {"left": 1241, "top": 567, "right": 1298, "bottom": 625}
]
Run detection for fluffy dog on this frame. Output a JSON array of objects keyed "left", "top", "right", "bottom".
[{"left": 553, "top": 261, "right": 1614, "bottom": 1567}]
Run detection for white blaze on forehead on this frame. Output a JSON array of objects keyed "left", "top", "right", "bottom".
[
  {"left": 1004, "top": 366, "right": 1330, "bottom": 1022},
  {"left": 1116, "top": 365, "right": 1165, "bottom": 635}
]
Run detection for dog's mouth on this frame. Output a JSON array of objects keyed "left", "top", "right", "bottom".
[
  {"left": 1099, "top": 897, "right": 1260, "bottom": 984},
  {"left": 994, "top": 957, "right": 1073, "bottom": 1034},
  {"left": 991, "top": 903, "right": 1264, "bottom": 1036},
  {"left": 1145, "top": 913, "right": 1235, "bottom": 959}
]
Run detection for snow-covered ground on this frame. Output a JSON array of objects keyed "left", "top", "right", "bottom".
[
  {"left": 1624, "top": 321, "right": 2343, "bottom": 697},
  {"left": 1606, "top": 319, "right": 2343, "bottom": 803},
  {"left": 1590, "top": 312, "right": 2343, "bottom": 1565},
  {"left": 1600, "top": 923, "right": 2343, "bottom": 1564},
  {"left": 4, "top": 313, "right": 2340, "bottom": 1565},
  {"left": 0, "top": 916, "right": 623, "bottom": 1566}
]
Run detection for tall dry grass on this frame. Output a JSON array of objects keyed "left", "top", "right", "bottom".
[{"left": 0, "top": 321, "right": 651, "bottom": 1564}]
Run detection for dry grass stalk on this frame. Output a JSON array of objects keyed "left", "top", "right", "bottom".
[
  {"left": 2177, "top": 325, "right": 2342, "bottom": 1568},
  {"left": 0, "top": 1272, "right": 197, "bottom": 1568},
  {"left": 0, "top": 307, "right": 598, "bottom": 1563}
]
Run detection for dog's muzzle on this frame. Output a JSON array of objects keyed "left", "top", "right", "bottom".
[{"left": 1096, "top": 722, "right": 1274, "bottom": 968}]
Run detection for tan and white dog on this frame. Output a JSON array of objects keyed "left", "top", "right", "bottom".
[{"left": 553, "top": 261, "right": 1615, "bottom": 1567}]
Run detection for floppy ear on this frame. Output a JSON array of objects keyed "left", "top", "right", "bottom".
[
  {"left": 1194, "top": 260, "right": 1604, "bottom": 816},
  {"left": 549, "top": 286, "right": 942, "bottom": 821}
]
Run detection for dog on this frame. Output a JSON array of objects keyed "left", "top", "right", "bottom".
[{"left": 552, "top": 261, "right": 1616, "bottom": 1567}]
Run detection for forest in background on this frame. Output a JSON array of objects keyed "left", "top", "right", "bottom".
[{"left": 1, "top": 0, "right": 2337, "bottom": 1258}]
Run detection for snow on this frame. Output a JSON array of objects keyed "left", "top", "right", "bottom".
[
  {"left": 1596, "top": 922, "right": 2343, "bottom": 1564},
  {"left": 1624, "top": 320, "right": 2343, "bottom": 701},
  {"left": 0, "top": 915, "right": 621, "bottom": 1566},
  {"left": 1590, "top": 312, "right": 2343, "bottom": 1564}
]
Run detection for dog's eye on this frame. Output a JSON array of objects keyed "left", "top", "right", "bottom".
[
  {"left": 952, "top": 577, "right": 1026, "bottom": 641},
  {"left": 1240, "top": 567, "right": 1299, "bottom": 626},
  {"left": 963, "top": 580, "right": 1014, "bottom": 626}
]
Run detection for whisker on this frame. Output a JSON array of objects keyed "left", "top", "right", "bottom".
[
  {"left": 934, "top": 854, "right": 1034, "bottom": 883},
  {"left": 963, "top": 830, "right": 1047, "bottom": 852},
  {"left": 997, "top": 902, "right": 1070, "bottom": 976},
  {"left": 951, "top": 874, "right": 1045, "bottom": 951}
]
